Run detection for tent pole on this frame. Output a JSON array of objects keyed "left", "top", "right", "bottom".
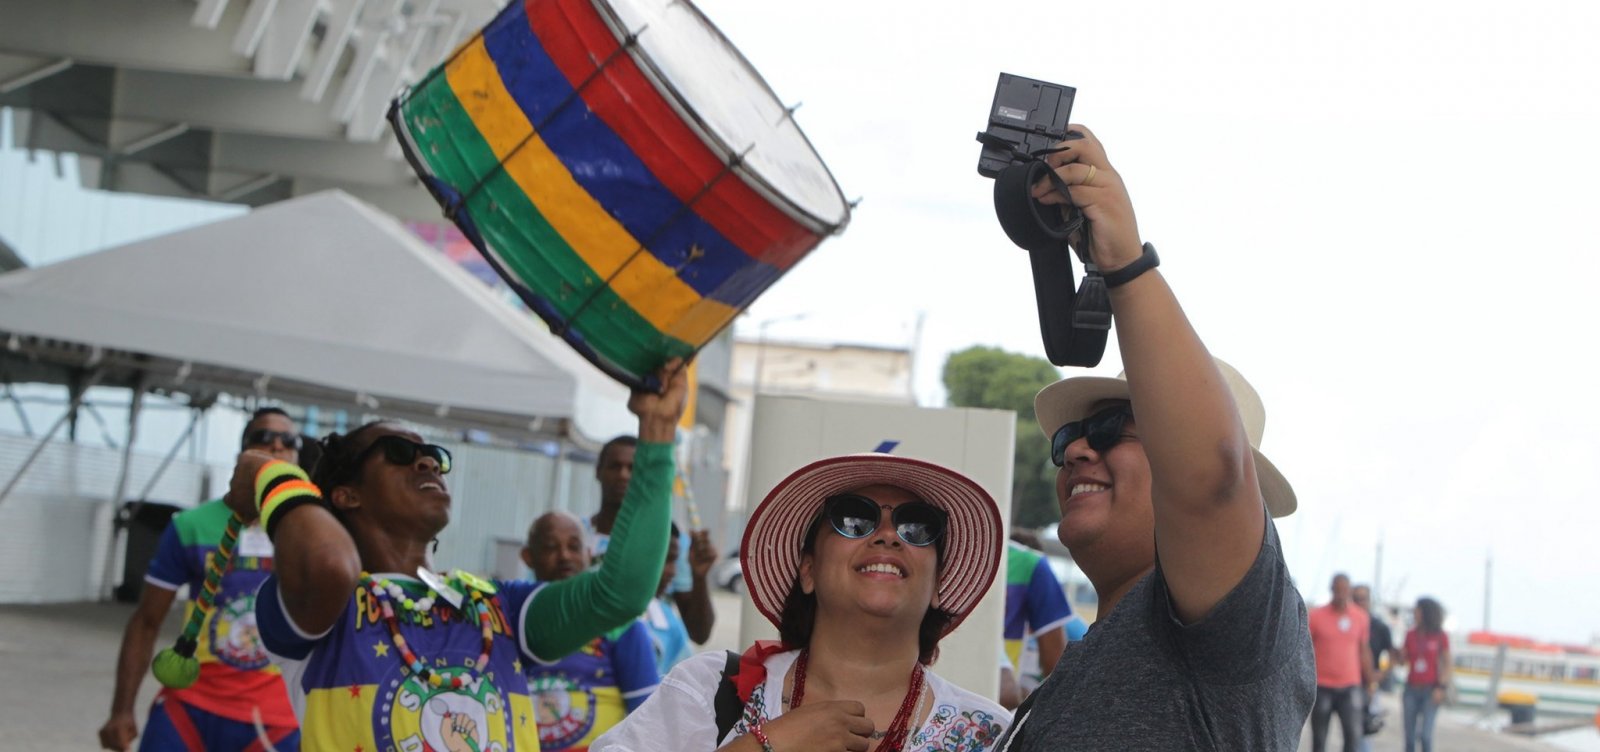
[
  {"left": 123, "top": 405, "right": 204, "bottom": 529},
  {"left": 0, "top": 368, "right": 102, "bottom": 509},
  {"left": 3, "top": 383, "right": 35, "bottom": 436},
  {"left": 99, "top": 373, "right": 149, "bottom": 601}
]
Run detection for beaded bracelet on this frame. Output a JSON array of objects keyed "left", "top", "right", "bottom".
[{"left": 748, "top": 720, "right": 776, "bottom": 752}]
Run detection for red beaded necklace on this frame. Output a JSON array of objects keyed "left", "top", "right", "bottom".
[{"left": 789, "top": 650, "right": 926, "bottom": 752}]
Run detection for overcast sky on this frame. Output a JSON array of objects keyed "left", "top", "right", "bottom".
[
  {"left": 702, "top": 0, "right": 1600, "bottom": 642},
  {"left": 3, "top": 0, "right": 1597, "bottom": 643}
]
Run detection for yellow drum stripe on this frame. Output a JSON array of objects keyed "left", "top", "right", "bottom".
[{"left": 444, "top": 39, "right": 734, "bottom": 342}]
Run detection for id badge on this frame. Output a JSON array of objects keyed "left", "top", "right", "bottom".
[{"left": 238, "top": 527, "right": 274, "bottom": 559}]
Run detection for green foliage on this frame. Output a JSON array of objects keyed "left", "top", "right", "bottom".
[{"left": 942, "top": 346, "right": 1062, "bottom": 528}]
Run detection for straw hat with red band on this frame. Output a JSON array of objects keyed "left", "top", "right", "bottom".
[
  {"left": 740, "top": 453, "right": 1004, "bottom": 637},
  {"left": 1033, "top": 358, "right": 1298, "bottom": 518}
]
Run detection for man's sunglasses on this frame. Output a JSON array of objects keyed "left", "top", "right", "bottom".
[
  {"left": 243, "top": 429, "right": 302, "bottom": 451},
  {"left": 822, "top": 494, "right": 948, "bottom": 548},
  {"left": 1050, "top": 404, "right": 1136, "bottom": 467},
  {"left": 358, "top": 435, "right": 453, "bottom": 475}
]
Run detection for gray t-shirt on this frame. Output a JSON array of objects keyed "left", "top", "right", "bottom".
[{"left": 995, "top": 519, "right": 1314, "bottom": 751}]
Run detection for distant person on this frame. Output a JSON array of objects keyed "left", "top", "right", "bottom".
[
  {"left": 1001, "top": 537, "right": 1075, "bottom": 698},
  {"left": 587, "top": 436, "right": 718, "bottom": 644},
  {"left": 1352, "top": 585, "right": 1395, "bottom": 690},
  {"left": 1309, "top": 573, "right": 1376, "bottom": 752},
  {"left": 522, "top": 511, "right": 659, "bottom": 751},
  {"left": 1353, "top": 583, "right": 1395, "bottom": 752},
  {"left": 639, "top": 524, "right": 693, "bottom": 673},
  {"left": 992, "top": 126, "right": 1315, "bottom": 751},
  {"left": 1395, "top": 597, "right": 1451, "bottom": 752},
  {"left": 98, "top": 408, "right": 302, "bottom": 751}
]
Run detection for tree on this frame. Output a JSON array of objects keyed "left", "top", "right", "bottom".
[{"left": 942, "top": 346, "right": 1062, "bottom": 529}]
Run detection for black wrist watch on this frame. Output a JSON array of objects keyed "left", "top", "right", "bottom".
[{"left": 1101, "top": 242, "right": 1160, "bottom": 288}]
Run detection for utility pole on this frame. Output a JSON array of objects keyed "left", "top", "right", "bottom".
[
  {"left": 1373, "top": 532, "right": 1383, "bottom": 609},
  {"left": 1483, "top": 551, "right": 1493, "bottom": 631}
]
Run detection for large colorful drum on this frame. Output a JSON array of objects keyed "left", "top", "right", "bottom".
[{"left": 390, "top": 0, "right": 852, "bottom": 389}]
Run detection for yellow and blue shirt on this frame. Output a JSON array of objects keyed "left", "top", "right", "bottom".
[
  {"left": 258, "top": 574, "right": 545, "bottom": 752},
  {"left": 525, "top": 618, "right": 657, "bottom": 751}
]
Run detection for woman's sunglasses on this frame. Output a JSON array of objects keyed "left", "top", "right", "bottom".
[
  {"left": 1050, "top": 404, "right": 1136, "bottom": 467},
  {"left": 822, "top": 494, "right": 947, "bottom": 548},
  {"left": 358, "top": 435, "right": 453, "bottom": 475},
  {"left": 243, "top": 429, "right": 302, "bottom": 451}
]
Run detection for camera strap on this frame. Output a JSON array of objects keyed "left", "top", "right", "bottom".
[{"left": 977, "top": 133, "right": 1113, "bottom": 367}]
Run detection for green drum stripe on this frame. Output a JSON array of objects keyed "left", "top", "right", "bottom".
[{"left": 401, "top": 80, "right": 694, "bottom": 373}]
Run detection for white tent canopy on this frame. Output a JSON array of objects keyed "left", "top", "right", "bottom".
[{"left": 0, "top": 190, "right": 634, "bottom": 445}]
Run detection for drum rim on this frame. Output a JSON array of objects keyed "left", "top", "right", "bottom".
[{"left": 588, "top": 0, "right": 852, "bottom": 236}]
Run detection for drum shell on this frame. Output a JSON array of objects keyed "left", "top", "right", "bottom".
[{"left": 392, "top": 0, "right": 850, "bottom": 388}]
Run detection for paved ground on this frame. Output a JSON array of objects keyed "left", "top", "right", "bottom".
[{"left": 4, "top": 594, "right": 1593, "bottom": 750}]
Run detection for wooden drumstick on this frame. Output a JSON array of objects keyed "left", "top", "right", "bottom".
[{"left": 151, "top": 513, "right": 245, "bottom": 689}]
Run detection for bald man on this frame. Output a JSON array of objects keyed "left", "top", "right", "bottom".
[{"left": 521, "top": 512, "right": 659, "bottom": 751}]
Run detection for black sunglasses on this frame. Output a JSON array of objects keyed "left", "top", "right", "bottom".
[
  {"left": 822, "top": 494, "right": 948, "bottom": 548},
  {"left": 357, "top": 435, "right": 453, "bottom": 475},
  {"left": 1050, "top": 404, "right": 1136, "bottom": 467},
  {"left": 243, "top": 429, "right": 302, "bottom": 451}
]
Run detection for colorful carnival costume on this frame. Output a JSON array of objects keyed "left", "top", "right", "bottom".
[
  {"left": 253, "top": 442, "right": 674, "bottom": 752},
  {"left": 1002, "top": 541, "right": 1085, "bottom": 692},
  {"left": 525, "top": 619, "right": 658, "bottom": 751},
  {"left": 142, "top": 500, "right": 299, "bottom": 750}
]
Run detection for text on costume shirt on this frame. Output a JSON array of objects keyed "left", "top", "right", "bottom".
[
  {"left": 524, "top": 612, "right": 659, "bottom": 752},
  {"left": 256, "top": 573, "right": 544, "bottom": 752},
  {"left": 993, "top": 519, "right": 1317, "bottom": 752},
  {"left": 1404, "top": 630, "right": 1450, "bottom": 688},
  {"left": 586, "top": 519, "right": 692, "bottom": 595},
  {"left": 1308, "top": 603, "right": 1371, "bottom": 688},
  {"left": 145, "top": 499, "right": 297, "bottom": 728},
  {"left": 588, "top": 649, "right": 1013, "bottom": 752}
]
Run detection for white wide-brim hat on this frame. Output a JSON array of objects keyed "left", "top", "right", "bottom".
[
  {"left": 1034, "top": 359, "right": 1297, "bottom": 517},
  {"left": 740, "top": 453, "right": 1004, "bottom": 636}
]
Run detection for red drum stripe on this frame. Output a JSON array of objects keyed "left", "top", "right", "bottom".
[{"left": 524, "top": 0, "right": 820, "bottom": 267}]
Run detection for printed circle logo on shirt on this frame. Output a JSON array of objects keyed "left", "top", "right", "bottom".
[
  {"left": 208, "top": 592, "right": 270, "bottom": 670},
  {"left": 380, "top": 669, "right": 509, "bottom": 752},
  {"left": 527, "top": 673, "right": 598, "bottom": 749}
]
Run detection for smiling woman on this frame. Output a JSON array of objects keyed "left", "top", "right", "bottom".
[
  {"left": 593, "top": 453, "right": 1013, "bottom": 752},
  {"left": 218, "top": 362, "right": 691, "bottom": 752}
]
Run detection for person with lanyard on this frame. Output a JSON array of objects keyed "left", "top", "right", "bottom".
[
  {"left": 520, "top": 511, "right": 659, "bottom": 751},
  {"left": 99, "top": 407, "right": 302, "bottom": 752},
  {"left": 1309, "top": 573, "right": 1376, "bottom": 752},
  {"left": 593, "top": 452, "right": 1012, "bottom": 751},
  {"left": 1395, "top": 597, "right": 1451, "bottom": 752},
  {"left": 992, "top": 125, "right": 1316, "bottom": 751},
  {"left": 232, "top": 362, "right": 688, "bottom": 752}
]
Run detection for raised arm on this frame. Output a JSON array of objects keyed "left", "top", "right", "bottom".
[
  {"left": 1038, "top": 126, "right": 1265, "bottom": 623},
  {"left": 523, "top": 363, "right": 688, "bottom": 660},
  {"left": 225, "top": 455, "right": 359, "bottom": 636}
]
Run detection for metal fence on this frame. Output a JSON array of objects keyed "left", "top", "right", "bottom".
[{"left": 0, "top": 432, "right": 598, "bottom": 602}]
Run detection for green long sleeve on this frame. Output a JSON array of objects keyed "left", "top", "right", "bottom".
[{"left": 523, "top": 440, "right": 675, "bottom": 661}]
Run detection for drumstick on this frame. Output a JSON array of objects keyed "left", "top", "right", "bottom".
[
  {"left": 673, "top": 434, "right": 703, "bottom": 530},
  {"left": 151, "top": 513, "right": 245, "bottom": 689}
]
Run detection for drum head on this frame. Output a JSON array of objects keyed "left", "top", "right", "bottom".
[{"left": 596, "top": 0, "right": 850, "bottom": 233}]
